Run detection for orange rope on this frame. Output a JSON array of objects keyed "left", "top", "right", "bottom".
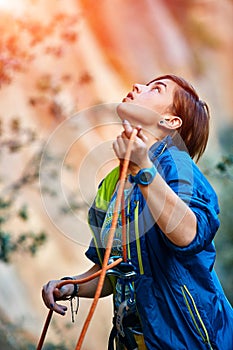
[
  {"left": 36, "top": 258, "right": 123, "bottom": 350},
  {"left": 75, "top": 128, "right": 137, "bottom": 349},
  {"left": 57, "top": 257, "right": 123, "bottom": 289},
  {"left": 37, "top": 128, "right": 137, "bottom": 350},
  {"left": 36, "top": 309, "right": 53, "bottom": 350}
]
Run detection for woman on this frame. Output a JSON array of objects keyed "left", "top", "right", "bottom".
[{"left": 42, "top": 74, "right": 233, "bottom": 349}]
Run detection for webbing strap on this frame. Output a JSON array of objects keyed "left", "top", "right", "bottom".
[
  {"left": 108, "top": 319, "right": 138, "bottom": 350},
  {"left": 134, "top": 201, "right": 144, "bottom": 275}
]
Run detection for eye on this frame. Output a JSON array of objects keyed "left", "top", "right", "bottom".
[{"left": 152, "top": 86, "right": 160, "bottom": 93}]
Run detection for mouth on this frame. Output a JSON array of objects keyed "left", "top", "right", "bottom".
[{"left": 122, "top": 92, "right": 134, "bottom": 102}]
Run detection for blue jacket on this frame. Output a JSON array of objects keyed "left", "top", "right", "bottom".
[{"left": 86, "top": 136, "right": 233, "bottom": 350}]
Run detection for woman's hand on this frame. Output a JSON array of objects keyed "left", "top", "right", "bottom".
[
  {"left": 113, "top": 120, "right": 152, "bottom": 175},
  {"left": 42, "top": 280, "right": 74, "bottom": 316}
]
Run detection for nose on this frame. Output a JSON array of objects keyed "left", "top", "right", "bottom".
[{"left": 132, "top": 83, "right": 145, "bottom": 93}]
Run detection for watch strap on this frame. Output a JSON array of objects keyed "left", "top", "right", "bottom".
[
  {"left": 60, "top": 276, "right": 79, "bottom": 298},
  {"left": 129, "top": 164, "right": 157, "bottom": 185}
]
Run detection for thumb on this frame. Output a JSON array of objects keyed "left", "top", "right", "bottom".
[{"left": 54, "top": 287, "right": 66, "bottom": 300}]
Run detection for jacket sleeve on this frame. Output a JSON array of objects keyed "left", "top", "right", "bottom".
[
  {"left": 85, "top": 204, "right": 106, "bottom": 265},
  {"left": 157, "top": 150, "right": 220, "bottom": 255}
]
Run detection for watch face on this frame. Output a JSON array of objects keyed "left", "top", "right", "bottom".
[
  {"left": 130, "top": 166, "right": 157, "bottom": 185},
  {"left": 139, "top": 171, "right": 152, "bottom": 183}
]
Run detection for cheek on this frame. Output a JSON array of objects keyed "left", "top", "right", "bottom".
[
  {"left": 149, "top": 98, "right": 169, "bottom": 114},
  {"left": 137, "top": 96, "right": 166, "bottom": 116}
]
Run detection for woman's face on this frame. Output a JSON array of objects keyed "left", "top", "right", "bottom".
[{"left": 117, "top": 79, "right": 177, "bottom": 127}]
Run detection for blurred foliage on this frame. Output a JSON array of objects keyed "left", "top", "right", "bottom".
[
  {"left": 21, "top": 342, "right": 69, "bottom": 350},
  {"left": 213, "top": 128, "right": 233, "bottom": 304},
  {"left": 35, "top": 344, "right": 68, "bottom": 350},
  {"left": 0, "top": 229, "right": 46, "bottom": 263},
  {"left": 203, "top": 124, "right": 233, "bottom": 303},
  {"left": 215, "top": 155, "right": 233, "bottom": 175},
  {"left": 0, "top": 11, "right": 87, "bottom": 350},
  {"left": 0, "top": 10, "right": 91, "bottom": 263},
  {"left": 0, "top": 116, "right": 86, "bottom": 263},
  {"left": 0, "top": 118, "right": 47, "bottom": 262},
  {"left": 0, "top": 319, "right": 70, "bottom": 350}
]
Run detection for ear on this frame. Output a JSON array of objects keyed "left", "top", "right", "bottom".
[{"left": 159, "top": 115, "right": 182, "bottom": 130}]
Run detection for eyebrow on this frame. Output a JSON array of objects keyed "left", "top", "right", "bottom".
[{"left": 147, "top": 81, "right": 167, "bottom": 89}]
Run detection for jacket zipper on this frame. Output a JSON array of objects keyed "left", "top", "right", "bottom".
[{"left": 181, "top": 285, "right": 213, "bottom": 349}]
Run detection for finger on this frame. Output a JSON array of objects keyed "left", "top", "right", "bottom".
[
  {"left": 122, "top": 120, "right": 134, "bottom": 138},
  {"left": 113, "top": 136, "right": 128, "bottom": 160},
  {"left": 137, "top": 128, "right": 148, "bottom": 143},
  {"left": 121, "top": 131, "right": 127, "bottom": 139},
  {"left": 118, "top": 134, "right": 128, "bottom": 148},
  {"left": 42, "top": 285, "right": 68, "bottom": 316},
  {"left": 54, "top": 285, "right": 71, "bottom": 300},
  {"left": 51, "top": 302, "right": 68, "bottom": 316},
  {"left": 50, "top": 286, "right": 68, "bottom": 316},
  {"left": 42, "top": 282, "right": 56, "bottom": 309},
  {"left": 135, "top": 125, "right": 142, "bottom": 135},
  {"left": 54, "top": 287, "right": 64, "bottom": 300},
  {"left": 118, "top": 136, "right": 131, "bottom": 161},
  {"left": 112, "top": 140, "right": 120, "bottom": 158}
]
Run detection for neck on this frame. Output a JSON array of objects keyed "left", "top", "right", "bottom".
[{"left": 143, "top": 127, "right": 171, "bottom": 148}]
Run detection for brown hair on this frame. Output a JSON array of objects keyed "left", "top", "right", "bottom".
[{"left": 150, "top": 74, "right": 210, "bottom": 162}]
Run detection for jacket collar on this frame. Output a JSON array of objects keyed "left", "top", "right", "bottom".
[{"left": 149, "top": 135, "right": 174, "bottom": 161}]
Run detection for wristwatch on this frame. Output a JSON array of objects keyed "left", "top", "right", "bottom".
[{"left": 129, "top": 165, "right": 157, "bottom": 186}]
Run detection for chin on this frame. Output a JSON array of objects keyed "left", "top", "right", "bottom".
[
  {"left": 116, "top": 102, "right": 127, "bottom": 121},
  {"left": 116, "top": 102, "right": 143, "bottom": 124},
  {"left": 116, "top": 102, "right": 160, "bottom": 128}
]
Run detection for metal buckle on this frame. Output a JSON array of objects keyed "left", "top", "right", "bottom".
[{"left": 106, "top": 256, "right": 137, "bottom": 280}]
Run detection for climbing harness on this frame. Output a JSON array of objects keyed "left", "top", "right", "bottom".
[
  {"left": 106, "top": 257, "right": 141, "bottom": 350},
  {"left": 37, "top": 128, "right": 138, "bottom": 350}
]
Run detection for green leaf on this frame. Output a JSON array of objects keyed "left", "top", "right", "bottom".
[
  {"left": 18, "top": 205, "right": 28, "bottom": 221},
  {"left": 0, "top": 198, "right": 11, "bottom": 209}
]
